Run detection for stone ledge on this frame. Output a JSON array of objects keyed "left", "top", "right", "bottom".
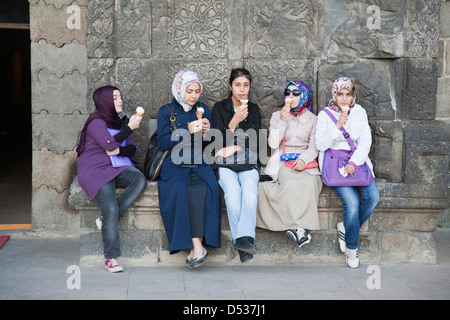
[{"left": 69, "top": 176, "right": 446, "bottom": 264}]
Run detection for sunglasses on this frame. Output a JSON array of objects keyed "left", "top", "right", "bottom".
[{"left": 284, "top": 89, "right": 301, "bottom": 97}]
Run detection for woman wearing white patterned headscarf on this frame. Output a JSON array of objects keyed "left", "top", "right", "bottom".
[
  {"left": 157, "top": 69, "right": 221, "bottom": 269},
  {"left": 316, "top": 77, "right": 379, "bottom": 269}
]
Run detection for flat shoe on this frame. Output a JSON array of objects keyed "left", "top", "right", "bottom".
[{"left": 189, "top": 249, "right": 208, "bottom": 269}]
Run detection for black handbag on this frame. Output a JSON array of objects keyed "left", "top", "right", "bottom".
[{"left": 144, "top": 104, "right": 176, "bottom": 181}]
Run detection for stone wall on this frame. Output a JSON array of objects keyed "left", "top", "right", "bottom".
[{"left": 31, "top": 0, "right": 449, "bottom": 242}]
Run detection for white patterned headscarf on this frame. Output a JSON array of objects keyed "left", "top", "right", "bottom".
[
  {"left": 327, "top": 77, "right": 356, "bottom": 110},
  {"left": 171, "top": 69, "right": 203, "bottom": 112}
]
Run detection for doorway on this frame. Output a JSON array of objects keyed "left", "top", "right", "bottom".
[{"left": 0, "top": 1, "right": 32, "bottom": 229}]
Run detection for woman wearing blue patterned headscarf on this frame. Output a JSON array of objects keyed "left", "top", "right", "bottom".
[{"left": 257, "top": 80, "right": 322, "bottom": 249}]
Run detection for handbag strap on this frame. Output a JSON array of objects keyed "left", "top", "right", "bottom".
[
  {"left": 166, "top": 104, "right": 177, "bottom": 133},
  {"left": 321, "top": 108, "right": 357, "bottom": 152}
]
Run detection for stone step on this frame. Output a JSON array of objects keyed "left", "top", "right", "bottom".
[{"left": 69, "top": 177, "right": 441, "bottom": 265}]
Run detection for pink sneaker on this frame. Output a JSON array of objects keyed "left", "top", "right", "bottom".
[{"left": 104, "top": 258, "right": 124, "bottom": 273}]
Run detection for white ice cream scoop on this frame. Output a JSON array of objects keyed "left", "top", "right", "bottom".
[
  {"left": 136, "top": 107, "right": 145, "bottom": 117},
  {"left": 196, "top": 106, "right": 204, "bottom": 120}
]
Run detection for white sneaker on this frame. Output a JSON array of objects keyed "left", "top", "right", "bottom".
[
  {"left": 96, "top": 217, "right": 103, "bottom": 230},
  {"left": 345, "top": 248, "right": 360, "bottom": 269},
  {"left": 337, "top": 222, "right": 346, "bottom": 253},
  {"left": 104, "top": 258, "right": 124, "bottom": 273}
]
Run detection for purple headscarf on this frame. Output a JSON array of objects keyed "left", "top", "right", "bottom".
[{"left": 76, "top": 86, "right": 122, "bottom": 157}]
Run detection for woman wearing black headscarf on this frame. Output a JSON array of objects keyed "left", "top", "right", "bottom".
[{"left": 76, "top": 85, "right": 147, "bottom": 272}]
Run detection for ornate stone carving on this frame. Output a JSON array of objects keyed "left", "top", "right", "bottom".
[
  {"left": 116, "top": 0, "right": 151, "bottom": 58},
  {"left": 246, "top": 0, "right": 325, "bottom": 59},
  {"left": 152, "top": 0, "right": 228, "bottom": 59},
  {"left": 86, "top": 0, "right": 115, "bottom": 58}
]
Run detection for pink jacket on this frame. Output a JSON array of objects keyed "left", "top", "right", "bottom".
[{"left": 264, "top": 109, "right": 320, "bottom": 181}]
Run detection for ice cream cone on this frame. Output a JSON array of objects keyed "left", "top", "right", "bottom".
[
  {"left": 285, "top": 97, "right": 293, "bottom": 106},
  {"left": 136, "top": 107, "right": 145, "bottom": 117},
  {"left": 196, "top": 106, "right": 204, "bottom": 120},
  {"left": 341, "top": 105, "right": 349, "bottom": 112}
]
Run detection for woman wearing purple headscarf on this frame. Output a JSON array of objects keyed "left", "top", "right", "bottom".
[
  {"left": 257, "top": 81, "right": 322, "bottom": 248},
  {"left": 76, "top": 85, "right": 147, "bottom": 272}
]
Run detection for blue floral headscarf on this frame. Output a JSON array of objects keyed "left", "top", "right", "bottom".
[{"left": 283, "top": 81, "right": 312, "bottom": 116}]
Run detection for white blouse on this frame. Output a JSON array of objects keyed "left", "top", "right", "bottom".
[{"left": 315, "top": 104, "right": 374, "bottom": 177}]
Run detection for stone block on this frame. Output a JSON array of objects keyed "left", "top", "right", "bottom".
[
  {"left": 370, "top": 210, "right": 439, "bottom": 232},
  {"left": 403, "top": 123, "right": 449, "bottom": 185},
  {"left": 152, "top": 0, "right": 229, "bottom": 60},
  {"left": 86, "top": 0, "right": 115, "bottom": 58},
  {"left": 32, "top": 69, "right": 88, "bottom": 114},
  {"left": 404, "top": 58, "right": 438, "bottom": 120},
  {"left": 31, "top": 42, "right": 88, "bottom": 77},
  {"left": 437, "top": 76, "right": 450, "bottom": 118},
  {"left": 370, "top": 121, "right": 403, "bottom": 183},
  {"left": 32, "top": 148, "right": 77, "bottom": 192},
  {"left": 115, "top": 0, "right": 151, "bottom": 58},
  {"left": 30, "top": 1, "right": 87, "bottom": 47},
  {"left": 405, "top": 0, "right": 440, "bottom": 58},
  {"left": 381, "top": 231, "right": 436, "bottom": 263},
  {"left": 440, "top": 1, "right": 450, "bottom": 37},
  {"left": 32, "top": 111, "right": 88, "bottom": 153},
  {"left": 327, "top": 1, "right": 406, "bottom": 59},
  {"left": 245, "top": 0, "right": 325, "bottom": 59},
  {"left": 32, "top": 186, "right": 79, "bottom": 232}
]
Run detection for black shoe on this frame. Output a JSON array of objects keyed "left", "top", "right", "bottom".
[
  {"left": 234, "top": 236, "right": 257, "bottom": 255},
  {"left": 238, "top": 250, "right": 253, "bottom": 263},
  {"left": 286, "top": 228, "right": 311, "bottom": 248}
]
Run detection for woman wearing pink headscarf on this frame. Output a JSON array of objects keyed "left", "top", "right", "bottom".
[
  {"left": 257, "top": 81, "right": 322, "bottom": 248},
  {"left": 316, "top": 77, "right": 379, "bottom": 269}
]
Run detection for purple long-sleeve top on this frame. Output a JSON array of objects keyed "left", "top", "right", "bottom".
[{"left": 77, "top": 118, "right": 137, "bottom": 200}]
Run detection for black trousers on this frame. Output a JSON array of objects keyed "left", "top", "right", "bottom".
[{"left": 186, "top": 171, "right": 208, "bottom": 238}]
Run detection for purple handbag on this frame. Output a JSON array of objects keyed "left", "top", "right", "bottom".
[{"left": 320, "top": 109, "right": 373, "bottom": 187}]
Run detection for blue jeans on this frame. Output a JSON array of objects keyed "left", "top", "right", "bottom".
[
  {"left": 218, "top": 168, "right": 259, "bottom": 242},
  {"left": 93, "top": 167, "right": 147, "bottom": 259},
  {"left": 332, "top": 179, "right": 380, "bottom": 250}
]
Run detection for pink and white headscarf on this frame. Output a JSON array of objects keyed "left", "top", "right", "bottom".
[
  {"left": 171, "top": 69, "right": 203, "bottom": 112},
  {"left": 328, "top": 77, "right": 356, "bottom": 110}
]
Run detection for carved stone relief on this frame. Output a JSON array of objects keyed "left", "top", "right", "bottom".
[{"left": 82, "top": 0, "right": 449, "bottom": 192}]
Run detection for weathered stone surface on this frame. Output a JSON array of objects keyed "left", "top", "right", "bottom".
[
  {"left": 30, "top": 1, "right": 87, "bottom": 47},
  {"left": 327, "top": 0, "right": 406, "bottom": 59},
  {"left": 32, "top": 111, "right": 88, "bottom": 153},
  {"left": 381, "top": 231, "right": 436, "bottom": 263},
  {"left": 86, "top": 0, "right": 115, "bottom": 58},
  {"left": 32, "top": 69, "right": 87, "bottom": 114},
  {"left": 31, "top": 42, "right": 88, "bottom": 77},
  {"left": 32, "top": 148, "right": 77, "bottom": 192},
  {"left": 32, "top": 186, "right": 79, "bottom": 233},
  {"left": 403, "top": 123, "right": 449, "bottom": 185},
  {"left": 403, "top": 58, "right": 438, "bottom": 120},
  {"left": 370, "top": 121, "right": 403, "bottom": 183},
  {"left": 245, "top": 0, "right": 325, "bottom": 59}
]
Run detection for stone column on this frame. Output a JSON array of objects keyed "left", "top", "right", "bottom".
[{"left": 30, "top": 0, "right": 88, "bottom": 233}]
